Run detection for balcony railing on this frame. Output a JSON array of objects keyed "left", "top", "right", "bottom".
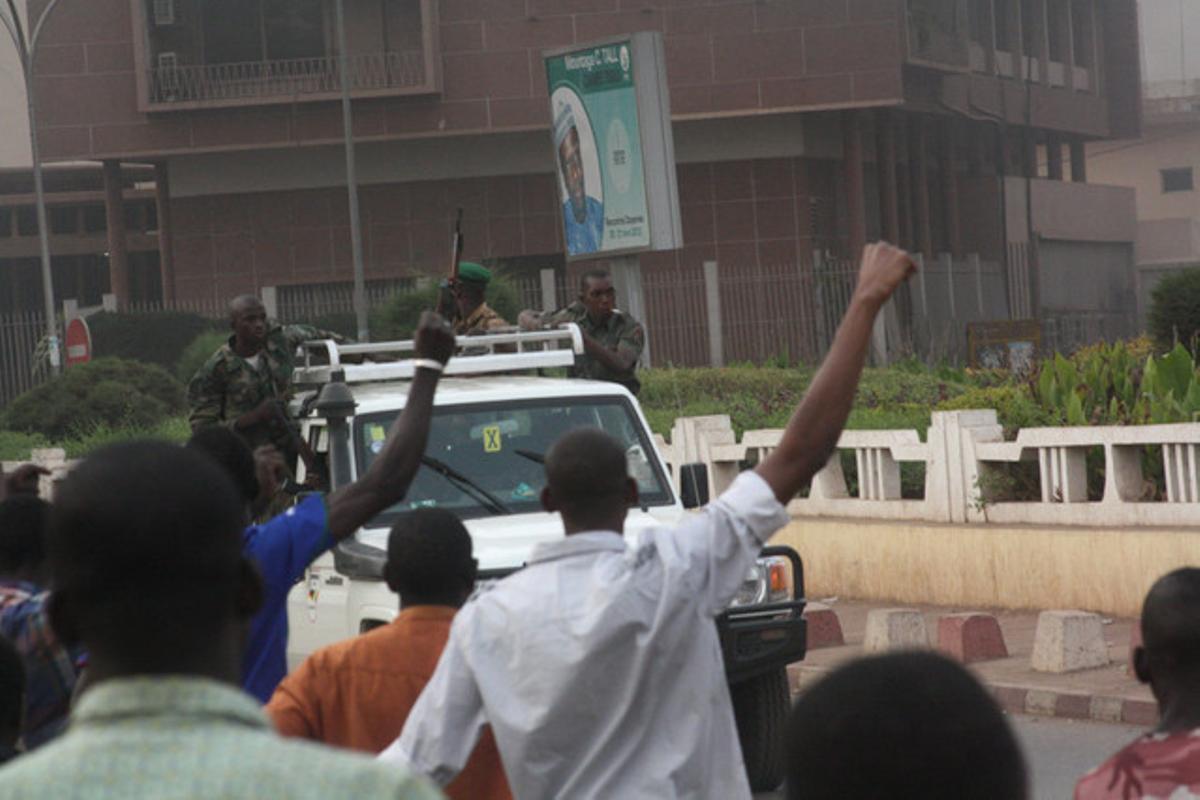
[{"left": 147, "top": 50, "right": 428, "bottom": 107}]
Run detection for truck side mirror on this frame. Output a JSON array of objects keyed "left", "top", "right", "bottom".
[{"left": 679, "top": 463, "right": 709, "bottom": 509}]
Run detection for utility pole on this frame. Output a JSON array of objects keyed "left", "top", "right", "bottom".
[
  {"left": 333, "top": 0, "right": 368, "bottom": 342},
  {"left": 0, "top": 0, "right": 66, "bottom": 374}
]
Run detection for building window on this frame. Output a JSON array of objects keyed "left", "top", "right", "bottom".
[
  {"left": 1162, "top": 168, "right": 1195, "bottom": 194},
  {"left": 994, "top": 0, "right": 1014, "bottom": 51},
  {"left": 1071, "top": 0, "right": 1094, "bottom": 68}
]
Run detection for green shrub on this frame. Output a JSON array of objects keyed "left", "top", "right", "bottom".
[
  {"left": 59, "top": 415, "right": 191, "bottom": 458},
  {"left": 89, "top": 310, "right": 220, "bottom": 370},
  {"left": 370, "top": 277, "right": 522, "bottom": 341},
  {"left": 176, "top": 330, "right": 231, "bottom": 384},
  {"left": 310, "top": 311, "right": 360, "bottom": 341},
  {"left": 1149, "top": 269, "right": 1200, "bottom": 354},
  {"left": 2, "top": 358, "right": 186, "bottom": 440},
  {"left": 0, "top": 429, "right": 48, "bottom": 461},
  {"left": 936, "top": 386, "right": 1054, "bottom": 435},
  {"left": 640, "top": 366, "right": 967, "bottom": 437}
]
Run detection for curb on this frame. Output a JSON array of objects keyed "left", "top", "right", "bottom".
[{"left": 787, "top": 664, "right": 1157, "bottom": 728}]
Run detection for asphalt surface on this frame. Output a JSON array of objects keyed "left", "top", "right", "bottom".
[{"left": 755, "top": 715, "right": 1146, "bottom": 800}]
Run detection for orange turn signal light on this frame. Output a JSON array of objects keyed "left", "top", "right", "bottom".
[{"left": 768, "top": 561, "right": 788, "bottom": 594}]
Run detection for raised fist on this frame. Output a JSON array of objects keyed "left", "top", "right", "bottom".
[
  {"left": 2, "top": 464, "right": 49, "bottom": 498},
  {"left": 415, "top": 311, "right": 456, "bottom": 367},
  {"left": 853, "top": 241, "right": 917, "bottom": 309}
]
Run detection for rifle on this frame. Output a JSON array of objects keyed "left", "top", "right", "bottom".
[
  {"left": 438, "top": 207, "right": 465, "bottom": 320},
  {"left": 449, "top": 207, "right": 464, "bottom": 283},
  {"left": 271, "top": 400, "right": 324, "bottom": 493}
]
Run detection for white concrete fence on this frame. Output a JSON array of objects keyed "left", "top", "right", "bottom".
[
  {"left": 655, "top": 410, "right": 1200, "bottom": 528},
  {"left": 11, "top": 409, "right": 1200, "bottom": 528}
]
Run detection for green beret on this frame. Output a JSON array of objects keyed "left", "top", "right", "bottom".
[{"left": 458, "top": 262, "right": 492, "bottom": 285}]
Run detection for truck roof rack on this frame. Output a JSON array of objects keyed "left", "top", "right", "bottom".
[{"left": 292, "top": 324, "right": 585, "bottom": 386}]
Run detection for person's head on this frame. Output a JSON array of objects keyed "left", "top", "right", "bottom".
[
  {"left": 383, "top": 509, "right": 477, "bottom": 608},
  {"left": 542, "top": 428, "right": 636, "bottom": 534},
  {"left": 0, "top": 635, "right": 23, "bottom": 750},
  {"left": 229, "top": 295, "right": 267, "bottom": 352},
  {"left": 46, "top": 442, "right": 262, "bottom": 682},
  {"left": 786, "top": 651, "right": 1027, "bottom": 800},
  {"left": 454, "top": 262, "right": 491, "bottom": 317},
  {"left": 1134, "top": 567, "right": 1200, "bottom": 706},
  {"left": 186, "top": 427, "right": 258, "bottom": 515},
  {"left": 0, "top": 496, "right": 50, "bottom": 584},
  {"left": 579, "top": 271, "right": 615, "bottom": 322},
  {"left": 554, "top": 105, "right": 587, "bottom": 223}
]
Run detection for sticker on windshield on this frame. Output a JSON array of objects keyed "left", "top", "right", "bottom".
[
  {"left": 366, "top": 423, "right": 386, "bottom": 454},
  {"left": 483, "top": 425, "right": 503, "bottom": 453}
]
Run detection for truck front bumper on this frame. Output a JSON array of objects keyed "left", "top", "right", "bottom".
[{"left": 717, "top": 545, "right": 808, "bottom": 685}]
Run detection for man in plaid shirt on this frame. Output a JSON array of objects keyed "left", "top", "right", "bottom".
[{"left": 0, "top": 466, "right": 81, "bottom": 750}]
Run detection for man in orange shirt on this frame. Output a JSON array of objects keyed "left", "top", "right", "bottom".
[{"left": 267, "top": 509, "right": 511, "bottom": 800}]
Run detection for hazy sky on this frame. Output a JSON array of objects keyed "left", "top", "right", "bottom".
[{"left": 1140, "top": 0, "right": 1200, "bottom": 84}]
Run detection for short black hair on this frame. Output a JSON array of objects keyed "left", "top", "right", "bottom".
[
  {"left": 384, "top": 509, "right": 475, "bottom": 605},
  {"left": 545, "top": 428, "right": 628, "bottom": 523},
  {"left": 49, "top": 442, "right": 248, "bottom": 666},
  {"left": 187, "top": 426, "right": 258, "bottom": 507},
  {"left": 1142, "top": 567, "right": 1200, "bottom": 666},
  {"left": 579, "top": 270, "right": 611, "bottom": 294},
  {"left": 0, "top": 496, "right": 49, "bottom": 574},
  {"left": 0, "top": 635, "right": 24, "bottom": 738},
  {"left": 786, "top": 651, "right": 1027, "bottom": 800}
]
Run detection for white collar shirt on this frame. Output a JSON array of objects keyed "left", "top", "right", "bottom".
[{"left": 379, "top": 470, "right": 790, "bottom": 800}]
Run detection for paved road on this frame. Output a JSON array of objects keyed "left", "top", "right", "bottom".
[{"left": 755, "top": 715, "right": 1145, "bottom": 800}]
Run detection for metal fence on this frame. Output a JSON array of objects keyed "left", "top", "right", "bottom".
[
  {"left": 148, "top": 50, "right": 427, "bottom": 105},
  {"left": 275, "top": 279, "right": 414, "bottom": 324},
  {"left": 642, "top": 253, "right": 1016, "bottom": 367},
  {"left": 0, "top": 311, "right": 51, "bottom": 407}
]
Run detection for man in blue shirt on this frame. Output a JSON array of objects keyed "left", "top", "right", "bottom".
[
  {"left": 188, "top": 311, "right": 456, "bottom": 702},
  {"left": 555, "top": 104, "right": 604, "bottom": 256}
]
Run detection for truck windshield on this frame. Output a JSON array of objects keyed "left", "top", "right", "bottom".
[{"left": 354, "top": 396, "right": 673, "bottom": 523}]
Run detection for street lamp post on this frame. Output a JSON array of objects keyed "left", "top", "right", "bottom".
[
  {"left": 333, "top": 0, "right": 369, "bottom": 342},
  {"left": 0, "top": 0, "right": 65, "bottom": 375}
]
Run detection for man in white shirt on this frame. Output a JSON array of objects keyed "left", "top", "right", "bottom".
[{"left": 380, "top": 242, "right": 917, "bottom": 799}]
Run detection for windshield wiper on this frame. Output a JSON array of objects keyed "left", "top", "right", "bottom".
[
  {"left": 420, "top": 455, "right": 510, "bottom": 515},
  {"left": 514, "top": 448, "right": 545, "bottom": 464}
]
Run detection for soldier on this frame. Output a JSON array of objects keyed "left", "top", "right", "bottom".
[
  {"left": 439, "top": 263, "right": 510, "bottom": 336},
  {"left": 187, "top": 295, "right": 334, "bottom": 465},
  {"left": 519, "top": 270, "right": 645, "bottom": 395}
]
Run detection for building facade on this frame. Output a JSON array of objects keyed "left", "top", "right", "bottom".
[
  {"left": 1085, "top": 1, "right": 1200, "bottom": 322},
  {"left": 26, "top": 0, "right": 1143, "bottom": 360}
]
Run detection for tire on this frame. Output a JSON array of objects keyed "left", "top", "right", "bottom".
[{"left": 730, "top": 667, "right": 790, "bottom": 792}]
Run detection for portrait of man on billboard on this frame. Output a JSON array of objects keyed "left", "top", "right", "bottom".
[{"left": 554, "top": 101, "right": 605, "bottom": 256}]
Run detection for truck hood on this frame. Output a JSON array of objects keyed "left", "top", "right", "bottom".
[{"left": 356, "top": 504, "right": 687, "bottom": 571}]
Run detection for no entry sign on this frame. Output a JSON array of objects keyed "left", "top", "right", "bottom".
[{"left": 65, "top": 316, "right": 92, "bottom": 367}]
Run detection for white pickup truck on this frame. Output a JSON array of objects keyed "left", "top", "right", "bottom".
[{"left": 283, "top": 326, "right": 808, "bottom": 791}]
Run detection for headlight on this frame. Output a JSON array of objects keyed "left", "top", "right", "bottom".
[{"left": 730, "top": 555, "right": 792, "bottom": 608}]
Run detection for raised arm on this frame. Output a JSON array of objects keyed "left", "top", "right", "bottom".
[
  {"left": 755, "top": 242, "right": 915, "bottom": 504},
  {"left": 325, "top": 312, "right": 456, "bottom": 541}
]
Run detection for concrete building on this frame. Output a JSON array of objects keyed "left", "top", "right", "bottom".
[
  {"left": 0, "top": 162, "right": 160, "bottom": 312},
  {"left": 1087, "top": 0, "right": 1200, "bottom": 321},
  {"left": 23, "top": 0, "right": 1143, "bottom": 358},
  {"left": 0, "top": 3, "right": 165, "bottom": 313}
]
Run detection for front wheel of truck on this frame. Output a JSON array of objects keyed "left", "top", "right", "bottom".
[{"left": 731, "top": 666, "right": 790, "bottom": 792}]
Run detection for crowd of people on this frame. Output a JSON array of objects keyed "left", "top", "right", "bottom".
[{"left": 0, "top": 243, "right": 1194, "bottom": 798}]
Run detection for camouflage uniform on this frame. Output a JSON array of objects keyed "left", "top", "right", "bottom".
[
  {"left": 546, "top": 302, "right": 645, "bottom": 394},
  {"left": 187, "top": 324, "right": 328, "bottom": 456},
  {"left": 454, "top": 302, "right": 509, "bottom": 336}
]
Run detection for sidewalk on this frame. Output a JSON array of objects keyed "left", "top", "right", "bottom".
[{"left": 785, "top": 600, "right": 1157, "bottom": 727}]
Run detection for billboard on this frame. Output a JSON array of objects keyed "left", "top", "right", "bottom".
[{"left": 544, "top": 32, "right": 681, "bottom": 260}]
